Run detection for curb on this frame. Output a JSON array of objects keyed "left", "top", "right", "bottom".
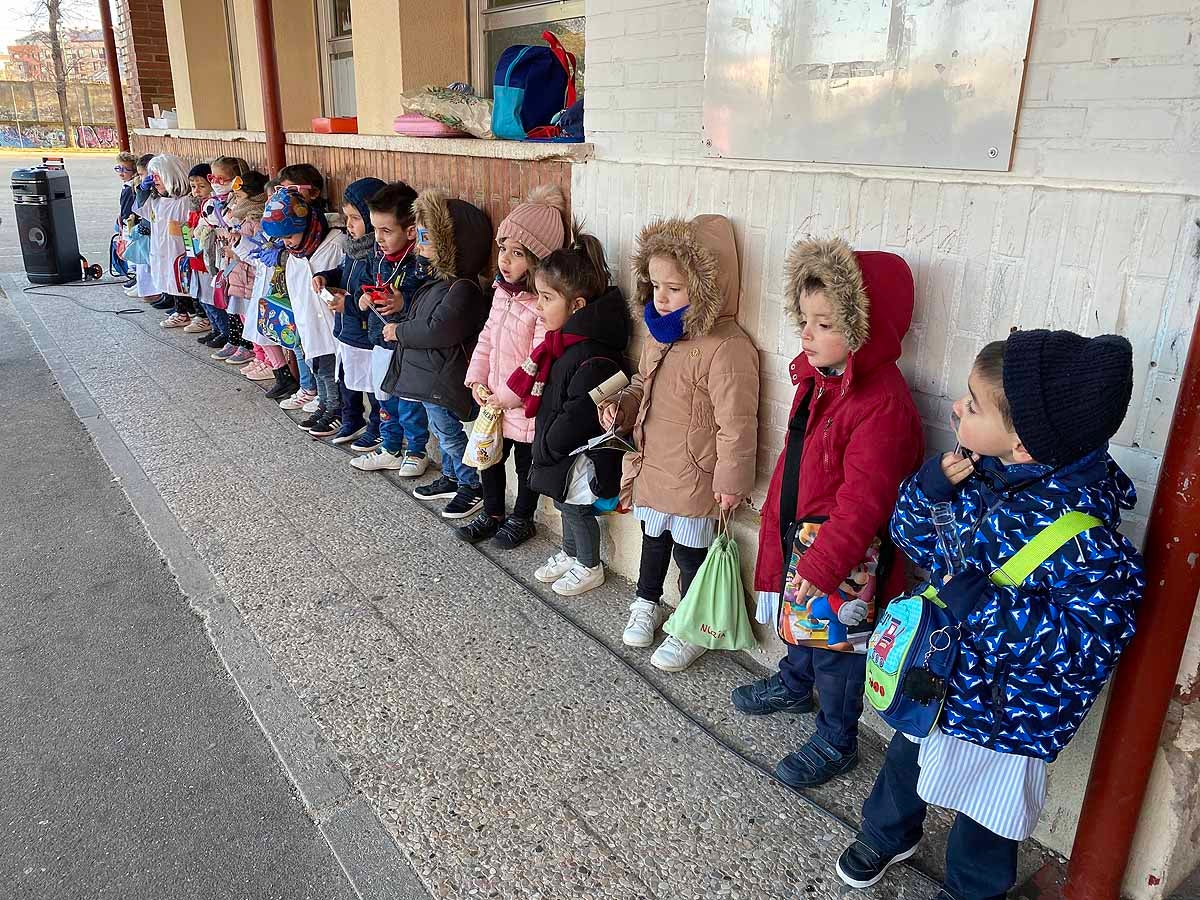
[{"left": 5, "top": 277, "right": 430, "bottom": 900}]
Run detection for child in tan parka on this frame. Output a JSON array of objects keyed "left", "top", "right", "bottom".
[{"left": 601, "top": 215, "right": 760, "bottom": 672}]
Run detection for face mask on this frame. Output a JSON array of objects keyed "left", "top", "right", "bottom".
[
  {"left": 414, "top": 255, "right": 434, "bottom": 278},
  {"left": 211, "top": 181, "right": 233, "bottom": 197}
]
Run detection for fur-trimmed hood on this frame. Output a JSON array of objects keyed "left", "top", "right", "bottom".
[
  {"left": 785, "top": 237, "right": 913, "bottom": 379},
  {"left": 632, "top": 214, "right": 739, "bottom": 338},
  {"left": 413, "top": 189, "right": 492, "bottom": 282}
]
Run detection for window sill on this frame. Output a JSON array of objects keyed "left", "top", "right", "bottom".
[{"left": 133, "top": 128, "right": 592, "bottom": 162}]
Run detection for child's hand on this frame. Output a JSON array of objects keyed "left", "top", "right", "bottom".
[
  {"left": 382, "top": 323, "right": 399, "bottom": 342},
  {"left": 941, "top": 450, "right": 980, "bottom": 486},
  {"left": 471, "top": 383, "right": 492, "bottom": 406},
  {"left": 325, "top": 290, "right": 345, "bottom": 313},
  {"left": 789, "top": 575, "right": 826, "bottom": 602},
  {"left": 714, "top": 492, "right": 742, "bottom": 512},
  {"left": 374, "top": 285, "right": 402, "bottom": 315},
  {"left": 599, "top": 402, "right": 626, "bottom": 432},
  {"left": 312, "top": 274, "right": 327, "bottom": 293},
  {"left": 358, "top": 291, "right": 372, "bottom": 311}
]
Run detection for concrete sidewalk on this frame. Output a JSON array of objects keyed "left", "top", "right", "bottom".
[{"left": 6, "top": 275, "right": 948, "bottom": 899}]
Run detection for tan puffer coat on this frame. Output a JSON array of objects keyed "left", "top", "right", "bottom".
[{"left": 617, "top": 215, "right": 760, "bottom": 519}]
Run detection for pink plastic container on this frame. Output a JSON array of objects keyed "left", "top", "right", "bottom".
[{"left": 392, "top": 113, "right": 469, "bottom": 138}]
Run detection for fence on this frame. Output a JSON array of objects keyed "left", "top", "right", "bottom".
[{"left": 0, "top": 80, "right": 117, "bottom": 148}]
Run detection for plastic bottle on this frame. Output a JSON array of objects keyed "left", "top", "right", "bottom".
[{"left": 931, "top": 502, "right": 966, "bottom": 576}]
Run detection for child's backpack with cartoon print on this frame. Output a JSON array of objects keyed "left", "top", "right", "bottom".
[{"left": 865, "top": 510, "right": 1101, "bottom": 738}]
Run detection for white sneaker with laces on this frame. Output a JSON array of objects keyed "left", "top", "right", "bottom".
[
  {"left": 622, "top": 598, "right": 664, "bottom": 648},
  {"left": 301, "top": 397, "right": 321, "bottom": 413},
  {"left": 279, "top": 389, "right": 316, "bottom": 411},
  {"left": 534, "top": 551, "right": 577, "bottom": 584},
  {"left": 552, "top": 562, "right": 606, "bottom": 597},
  {"left": 397, "top": 453, "right": 429, "bottom": 478},
  {"left": 123, "top": 284, "right": 139, "bottom": 297},
  {"left": 650, "top": 634, "right": 707, "bottom": 673},
  {"left": 350, "top": 448, "right": 404, "bottom": 471}
]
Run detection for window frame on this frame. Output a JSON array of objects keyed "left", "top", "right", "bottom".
[
  {"left": 316, "top": 0, "right": 355, "bottom": 117},
  {"left": 470, "top": 0, "right": 584, "bottom": 95}
]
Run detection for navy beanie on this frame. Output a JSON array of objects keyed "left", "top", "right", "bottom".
[
  {"left": 1002, "top": 329, "right": 1134, "bottom": 467},
  {"left": 188, "top": 162, "right": 212, "bottom": 179},
  {"left": 341, "top": 177, "right": 386, "bottom": 231}
]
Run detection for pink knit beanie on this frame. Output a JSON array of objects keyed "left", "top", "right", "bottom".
[{"left": 496, "top": 184, "right": 567, "bottom": 260}]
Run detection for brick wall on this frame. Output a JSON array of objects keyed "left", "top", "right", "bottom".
[
  {"left": 116, "top": 0, "right": 176, "bottom": 129},
  {"left": 574, "top": 0, "right": 1200, "bottom": 881},
  {"left": 128, "top": 133, "right": 573, "bottom": 238}
]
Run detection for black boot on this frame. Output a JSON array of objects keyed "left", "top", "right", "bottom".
[{"left": 264, "top": 366, "right": 299, "bottom": 401}]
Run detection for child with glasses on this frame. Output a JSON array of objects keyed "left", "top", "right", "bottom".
[{"left": 112, "top": 152, "right": 138, "bottom": 289}]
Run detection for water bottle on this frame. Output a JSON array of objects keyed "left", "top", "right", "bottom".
[{"left": 931, "top": 502, "right": 966, "bottom": 576}]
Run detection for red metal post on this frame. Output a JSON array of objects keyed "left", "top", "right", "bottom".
[
  {"left": 1065, "top": 300, "right": 1200, "bottom": 898},
  {"left": 252, "top": 0, "right": 285, "bottom": 173},
  {"left": 98, "top": 0, "right": 129, "bottom": 151}
]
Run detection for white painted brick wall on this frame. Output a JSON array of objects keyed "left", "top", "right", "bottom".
[{"left": 583, "top": 0, "right": 1200, "bottom": 192}]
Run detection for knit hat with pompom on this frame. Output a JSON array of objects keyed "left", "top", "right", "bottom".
[{"left": 496, "top": 184, "right": 568, "bottom": 261}]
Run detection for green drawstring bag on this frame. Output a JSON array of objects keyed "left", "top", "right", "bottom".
[{"left": 663, "top": 513, "right": 757, "bottom": 651}]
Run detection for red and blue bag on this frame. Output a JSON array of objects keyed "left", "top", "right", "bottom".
[{"left": 491, "top": 31, "right": 577, "bottom": 141}]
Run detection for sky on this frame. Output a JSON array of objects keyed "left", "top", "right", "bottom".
[{"left": 0, "top": 1, "right": 102, "bottom": 52}]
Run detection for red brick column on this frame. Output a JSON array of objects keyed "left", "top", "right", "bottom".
[{"left": 114, "top": 0, "right": 176, "bottom": 129}]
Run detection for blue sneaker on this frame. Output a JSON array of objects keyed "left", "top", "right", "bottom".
[
  {"left": 350, "top": 428, "right": 382, "bottom": 452},
  {"left": 731, "top": 673, "right": 814, "bottom": 716}
]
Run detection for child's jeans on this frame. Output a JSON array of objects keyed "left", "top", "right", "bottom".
[
  {"left": 310, "top": 354, "right": 340, "bottom": 413},
  {"left": 779, "top": 644, "right": 867, "bottom": 754},
  {"left": 379, "top": 396, "right": 429, "bottom": 455},
  {"left": 424, "top": 403, "right": 479, "bottom": 489},
  {"left": 294, "top": 343, "right": 316, "bottom": 393},
  {"left": 202, "top": 303, "right": 230, "bottom": 341},
  {"left": 859, "top": 734, "right": 1018, "bottom": 900},
  {"left": 636, "top": 526, "right": 709, "bottom": 603},
  {"left": 555, "top": 502, "right": 600, "bottom": 567},
  {"left": 480, "top": 439, "right": 536, "bottom": 519}
]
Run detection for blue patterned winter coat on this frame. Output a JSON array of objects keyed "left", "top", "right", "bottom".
[{"left": 890, "top": 448, "right": 1144, "bottom": 761}]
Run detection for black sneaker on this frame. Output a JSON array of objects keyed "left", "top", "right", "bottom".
[
  {"left": 123, "top": 275, "right": 137, "bottom": 289},
  {"left": 414, "top": 476, "right": 459, "bottom": 501},
  {"left": 151, "top": 295, "right": 175, "bottom": 310},
  {"left": 491, "top": 516, "right": 536, "bottom": 550},
  {"left": 298, "top": 409, "right": 325, "bottom": 430},
  {"left": 834, "top": 838, "right": 920, "bottom": 889},
  {"left": 731, "top": 673, "right": 814, "bottom": 716},
  {"left": 776, "top": 734, "right": 859, "bottom": 788},
  {"left": 442, "top": 485, "right": 484, "bottom": 520},
  {"left": 264, "top": 368, "right": 299, "bottom": 400},
  {"left": 456, "top": 511, "right": 502, "bottom": 543},
  {"left": 202, "top": 331, "right": 226, "bottom": 347},
  {"left": 308, "top": 415, "right": 341, "bottom": 437}
]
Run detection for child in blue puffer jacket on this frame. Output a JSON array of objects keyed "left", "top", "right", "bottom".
[
  {"left": 314, "top": 177, "right": 386, "bottom": 448},
  {"left": 836, "top": 330, "right": 1144, "bottom": 900}
]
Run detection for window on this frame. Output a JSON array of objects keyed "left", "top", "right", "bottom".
[
  {"left": 318, "top": 0, "right": 355, "bottom": 117},
  {"left": 472, "top": 0, "right": 584, "bottom": 97}
]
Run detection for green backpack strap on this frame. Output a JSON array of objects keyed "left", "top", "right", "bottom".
[{"left": 989, "top": 511, "right": 1104, "bottom": 588}]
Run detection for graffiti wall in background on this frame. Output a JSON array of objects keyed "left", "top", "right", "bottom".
[{"left": 0, "top": 123, "right": 118, "bottom": 148}]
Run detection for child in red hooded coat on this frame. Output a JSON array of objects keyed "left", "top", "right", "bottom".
[{"left": 731, "top": 237, "right": 924, "bottom": 787}]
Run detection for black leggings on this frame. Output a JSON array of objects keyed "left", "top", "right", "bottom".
[
  {"left": 635, "top": 526, "right": 709, "bottom": 603},
  {"left": 480, "top": 439, "right": 537, "bottom": 520},
  {"left": 171, "top": 294, "right": 196, "bottom": 316},
  {"left": 226, "top": 311, "right": 251, "bottom": 348}
]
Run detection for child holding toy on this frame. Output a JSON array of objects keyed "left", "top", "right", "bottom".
[{"left": 730, "top": 237, "right": 924, "bottom": 788}]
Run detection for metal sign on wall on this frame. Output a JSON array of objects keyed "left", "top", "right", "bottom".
[{"left": 702, "top": 0, "right": 1036, "bottom": 171}]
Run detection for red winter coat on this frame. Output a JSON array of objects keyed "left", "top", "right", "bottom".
[{"left": 753, "top": 241, "right": 924, "bottom": 599}]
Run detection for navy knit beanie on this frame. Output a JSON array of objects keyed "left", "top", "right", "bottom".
[
  {"left": 341, "top": 177, "right": 386, "bottom": 232},
  {"left": 188, "top": 162, "right": 211, "bottom": 179},
  {"left": 1002, "top": 329, "right": 1134, "bottom": 467}
]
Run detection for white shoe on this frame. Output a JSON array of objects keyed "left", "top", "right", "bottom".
[
  {"left": 302, "top": 397, "right": 321, "bottom": 413},
  {"left": 123, "top": 284, "right": 139, "bottom": 297},
  {"left": 534, "top": 551, "right": 576, "bottom": 584},
  {"left": 182, "top": 318, "right": 210, "bottom": 334},
  {"left": 350, "top": 448, "right": 405, "bottom": 471},
  {"left": 651, "top": 635, "right": 707, "bottom": 672},
  {"left": 397, "top": 453, "right": 430, "bottom": 478},
  {"left": 552, "top": 562, "right": 605, "bottom": 597},
  {"left": 279, "top": 389, "right": 316, "bottom": 411},
  {"left": 623, "top": 598, "right": 664, "bottom": 648}
]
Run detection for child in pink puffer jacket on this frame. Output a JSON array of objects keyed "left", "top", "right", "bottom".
[{"left": 461, "top": 185, "right": 570, "bottom": 550}]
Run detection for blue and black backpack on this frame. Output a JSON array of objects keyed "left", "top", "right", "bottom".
[{"left": 491, "top": 31, "right": 578, "bottom": 141}]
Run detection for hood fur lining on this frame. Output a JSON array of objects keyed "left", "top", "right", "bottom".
[
  {"left": 784, "top": 237, "right": 870, "bottom": 352},
  {"left": 414, "top": 189, "right": 457, "bottom": 280},
  {"left": 632, "top": 219, "right": 724, "bottom": 338}
]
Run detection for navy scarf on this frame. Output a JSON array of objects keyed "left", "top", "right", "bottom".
[{"left": 644, "top": 303, "right": 689, "bottom": 344}]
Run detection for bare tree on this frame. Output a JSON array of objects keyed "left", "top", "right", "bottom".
[{"left": 24, "top": 0, "right": 90, "bottom": 148}]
